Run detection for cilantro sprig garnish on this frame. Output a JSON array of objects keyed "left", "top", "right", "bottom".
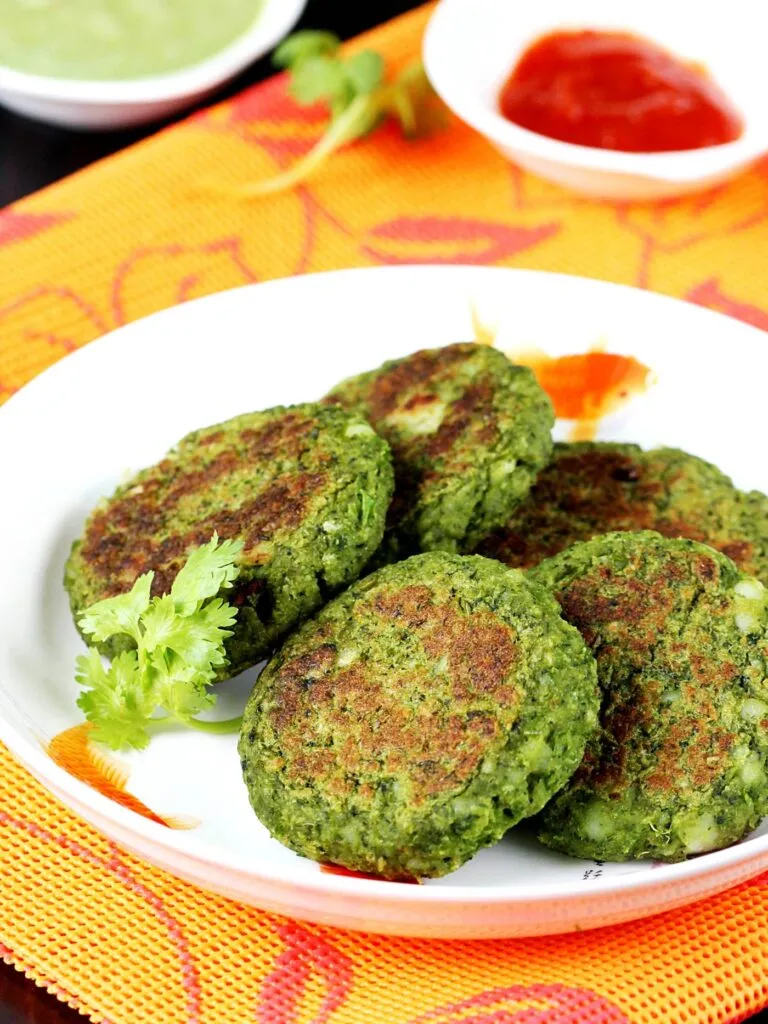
[
  {"left": 222, "top": 29, "right": 440, "bottom": 197},
  {"left": 75, "top": 534, "right": 245, "bottom": 751}
]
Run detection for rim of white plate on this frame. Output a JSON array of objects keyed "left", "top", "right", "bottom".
[{"left": 1, "top": 265, "right": 766, "bottom": 906}]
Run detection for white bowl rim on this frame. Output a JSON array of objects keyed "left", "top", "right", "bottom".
[
  {"left": 0, "top": 0, "right": 307, "bottom": 105},
  {"left": 423, "top": 0, "right": 768, "bottom": 185},
  {"left": 3, "top": 264, "right": 768, "bottom": 908}
]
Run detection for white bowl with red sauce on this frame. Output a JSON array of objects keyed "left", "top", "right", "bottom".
[{"left": 423, "top": 0, "right": 768, "bottom": 199}]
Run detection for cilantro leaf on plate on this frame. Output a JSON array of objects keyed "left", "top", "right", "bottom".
[{"left": 75, "top": 533, "right": 245, "bottom": 751}]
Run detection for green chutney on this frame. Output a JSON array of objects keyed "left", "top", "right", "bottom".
[{"left": 0, "top": 0, "right": 264, "bottom": 80}]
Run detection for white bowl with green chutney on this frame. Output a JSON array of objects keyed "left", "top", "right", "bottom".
[{"left": 0, "top": 0, "right": 307, "bottom": 128}]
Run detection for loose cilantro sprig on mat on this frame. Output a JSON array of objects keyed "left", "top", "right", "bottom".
[
  {"left": 75, "top": 534, "right": 245, "bottom": 751},
  {"left": 220, "top": 29, "right": 440, "bottom": 197}
]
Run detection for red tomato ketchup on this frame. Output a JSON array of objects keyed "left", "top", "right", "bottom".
[{"left": 498, "top": 30, "right": 743, "bottom": 152}]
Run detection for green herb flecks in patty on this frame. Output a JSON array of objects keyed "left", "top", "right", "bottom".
[
  {"left": 478, "top": 442, "right": 768, "bottom": 583},
  {"left": 65, "top": 402, "right": 394, "bottom": 677},
  {"left": 325, "top": 343, "right": 554, "bottom": 561},
  {"left": 239, "top": 552, "right": 598, "bottom": 880},
  {"left": 531, "top": 531, "right": 768, "bottom": 862}
]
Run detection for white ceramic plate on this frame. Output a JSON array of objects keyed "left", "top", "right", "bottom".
[{"left": 1, "top": 266, "right": 767, "bottom": 940}]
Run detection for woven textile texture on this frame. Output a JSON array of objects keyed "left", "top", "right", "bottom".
[{"left": 2, "top": 5, "right": 768, "bottom": 1023}]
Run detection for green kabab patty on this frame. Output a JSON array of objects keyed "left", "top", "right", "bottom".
[
  {"left": 477, "top": 442, "right": 768, "bottom": 582},
  {"left": 239, "top": 552, "right": 599, "bottom": 880},
  {"left": 530, "top": 531, "right": 768, "bottom": 862},
  {"left": 65, "top": 403, "right": 394, "bottom": 676},
  {"left": 325, "top": 343, "right": 554, "bottom": 559}
]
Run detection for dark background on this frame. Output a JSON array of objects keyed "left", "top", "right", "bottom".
[{"left": 0, "top": 1, "right": 765, "bottom": 1021}]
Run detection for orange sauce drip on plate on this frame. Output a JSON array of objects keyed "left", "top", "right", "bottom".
[
  {"left": 46, "top": 723, "right": 197, "bottom": 830},
  {"left": 514, "top": 348, "right": 652, "bottom": 440}
]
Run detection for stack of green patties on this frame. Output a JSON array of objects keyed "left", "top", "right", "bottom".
[{"left": 66, "top": 343, "right": 768, "bottom": 878}]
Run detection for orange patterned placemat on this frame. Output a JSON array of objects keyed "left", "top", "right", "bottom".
[{"left": 3, "top": 6, "right": 768, "bottom": 1023}]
